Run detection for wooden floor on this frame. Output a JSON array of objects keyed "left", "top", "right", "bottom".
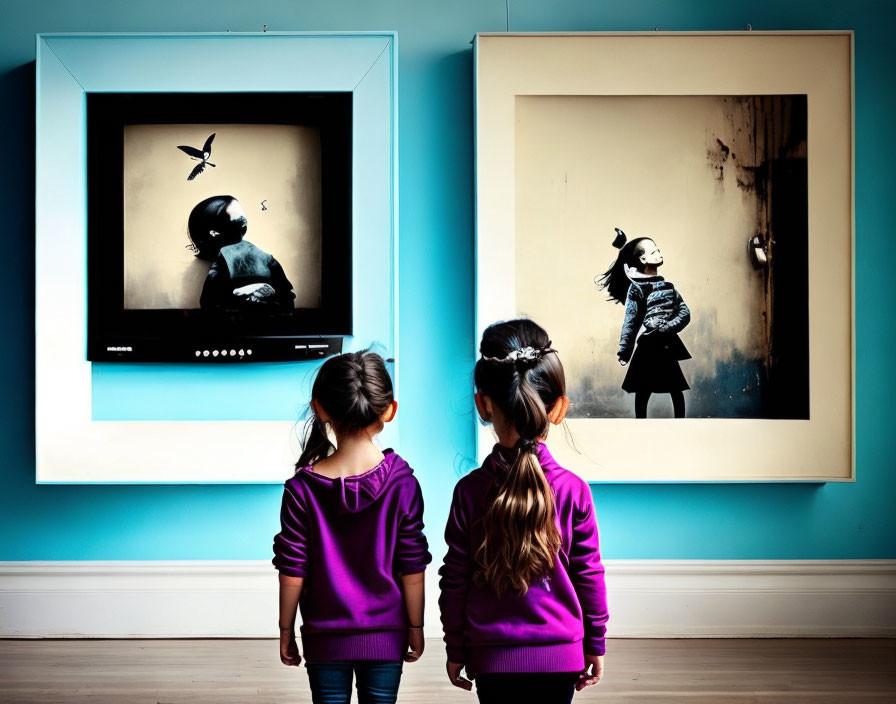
[{"left": 0, "top": 639, "right": 893, "bottom": 703}]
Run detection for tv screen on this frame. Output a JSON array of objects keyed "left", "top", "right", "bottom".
[{"left": 86, "top": 92, "right": 351, "bottom": 362}]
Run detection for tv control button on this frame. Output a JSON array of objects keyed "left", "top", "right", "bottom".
[
  {"left": 202, "top": 350, "right": 210, "bottom": 357},
  {"left": 230, "top": 349, "right": 236, "bottom": 356},
  {"left": 213, "top": 350, "right": 219, "bottom": 357},
  {"left": 308, "top": 344, "right": 328, "bottom": 349},
  {"left": 294, "top": 344, "right": 307, "bottom": 350},
  {"left": 195, "top": 350, "right": 201, "bottom": 357},
  {"left": 238, "top": 349, "right": 245, "bottom": 356},
  {"left": 247, "top": 349, "right": 253, "bottom": 356}
]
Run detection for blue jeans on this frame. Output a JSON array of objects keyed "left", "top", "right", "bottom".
[
  {"left": 475, "top": 672, "right": 580, "bottom": 704},
  {"left": 305, "top": 661, "right": 403, "bottom": 704}
]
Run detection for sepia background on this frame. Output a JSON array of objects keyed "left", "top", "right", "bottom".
[
  {"left": 123, "top": 123, "right": 322, "bottom": 310},
  {"left": 515, "top": 94, "right": 809, "bottom": 419}
]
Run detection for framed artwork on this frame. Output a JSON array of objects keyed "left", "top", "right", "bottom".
[
  {"left": 35, "top": 32, "right": 398, "bottom": 482},
  {"left": 86, "top": 90, "right": 353, "bottom": 362},
  {"left": 474, "top": 32, "right": 853, "bottom": 481}
]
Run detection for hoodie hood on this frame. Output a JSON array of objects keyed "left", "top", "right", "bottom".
[{"left": 296, "top": 449, "right": 413, "bottom": 514}]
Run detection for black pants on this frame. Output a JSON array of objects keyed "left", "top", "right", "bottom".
[{"left": 475, "top": 672, "right": 580, "bottom": 704}]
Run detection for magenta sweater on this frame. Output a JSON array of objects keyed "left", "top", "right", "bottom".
[
  {"left": 438, "top": 442, "right": 608, "bottom": 675},
  {"left": 272, "top": 450, "right": 432, "bottom": 662}
]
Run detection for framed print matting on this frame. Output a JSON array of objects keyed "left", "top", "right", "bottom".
[{"left": 474, "top": 32, "right": 853, "bottom": 481}]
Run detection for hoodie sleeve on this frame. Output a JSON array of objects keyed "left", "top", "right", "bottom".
[
  {"left": 438, "top": 482, "right": 473, "bottom": 663},
  {"left": 659, "top": 286, "right": 691, "bottom": 334},
  {"left": 272, "top": 482, "right": 309, "bottom": 578},
  {"left": 568, "top": 486, "right": 609, "bottom": 656},
  {"left": 618, "top": 284, "right": 644, "bottom": 362},
  {"left": 395, "top": 478, "right": 432, "bottom": 575}
]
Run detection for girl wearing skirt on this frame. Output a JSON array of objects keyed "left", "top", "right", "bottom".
[{"left": 597, "top": 229, "right": 691, "bottom": 419}]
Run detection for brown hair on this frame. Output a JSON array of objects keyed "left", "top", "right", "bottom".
[
  {"left": 473, "top": 319, "right": 565, "bottom": 596},
  {"left": 296, "top": 350, "right": 394, "bottom": 467}
]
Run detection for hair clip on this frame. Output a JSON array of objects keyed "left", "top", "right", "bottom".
[{"left": 482, "top": 345, "right": 557, "bottom": 364}]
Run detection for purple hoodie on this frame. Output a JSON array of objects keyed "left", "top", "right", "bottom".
[
  {"left": 272, "top": 450, "right": 431, "bottom": 662},
  {"left": 439, "top": 443, "right": 608, "bottom": 676}
]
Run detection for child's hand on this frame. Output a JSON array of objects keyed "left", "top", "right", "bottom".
[
  {"left": 233, "top": 283, "right": 276, "bottom": 302},
  {"left": 446, "top": 660, "right": 473, "bottom": 690},
  {"left": 576, "top": 654, "right": 604, "bottom": 690},
  {"left": 404, "top": 626, "right": 425, "bottom": 662},
  {"left": 279, "top": 628, "right": 302, "bottom": 667}
]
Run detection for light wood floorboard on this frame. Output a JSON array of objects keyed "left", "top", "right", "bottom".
[{"left": 0, "top": 639, "right": 894, "bottom": 703}]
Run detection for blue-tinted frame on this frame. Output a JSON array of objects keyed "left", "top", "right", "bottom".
[{"left": 35, "top": 33, "right": 398, "bottom": 481}]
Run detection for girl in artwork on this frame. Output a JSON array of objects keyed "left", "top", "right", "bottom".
[
  {"left": 187, "top": 195, "right": 296, "bottom": 311},
  {"left": 596, "top": 229, "right": 691, "bottom": 419}
]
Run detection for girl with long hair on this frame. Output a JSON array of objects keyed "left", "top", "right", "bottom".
[
  {"left": 273, "top": 350, "right": 431, "bottom": 704},
  {"left": 439, "top": 319, "right": 608, "bottom": 703}
]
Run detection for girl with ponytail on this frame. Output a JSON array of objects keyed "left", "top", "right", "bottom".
[
  {"left": 273, "top": 350, "right": 431, "bottom": 704},
  {"left": 439, "top": 319, "right": 608, "bottom": 703}
]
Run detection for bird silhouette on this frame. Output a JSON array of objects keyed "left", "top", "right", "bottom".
[{"left": 177, "top": 133, "right": 216, "bottom": 181}]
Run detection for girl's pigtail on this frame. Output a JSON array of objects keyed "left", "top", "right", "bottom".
[
  {"left": 473, "top": 334, "right": 564, "bottom": 597},
  {"left": 296, "top": 416, "right": 333, "bottom": 468}
]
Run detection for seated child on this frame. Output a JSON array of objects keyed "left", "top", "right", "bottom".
[{"left": 187, "top": 195, "right": 296, "bottom": 311}]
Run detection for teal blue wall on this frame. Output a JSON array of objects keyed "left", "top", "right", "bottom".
[{"left": 1, "top": 0, "right": 893, "bottom": 561}]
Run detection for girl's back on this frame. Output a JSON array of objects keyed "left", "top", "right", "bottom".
[
  {"left": 441, "top": 442, "right": 606, "bottom": 675},
  {"left": 272, "top": 350, "right": 430, "bottom": 704},
  {"left": 276, "top": 449, "right": 429, "bottom": 660},
  {"left": 439, "top": 318, "right": 608, "bottom": 702}
]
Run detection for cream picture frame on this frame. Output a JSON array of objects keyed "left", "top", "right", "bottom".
[{"left": 474, "top": 32, "right": 854, "bottom": 481}]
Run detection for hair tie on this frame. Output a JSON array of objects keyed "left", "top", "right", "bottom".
[
  {"left": 515, "top": 437, "right": 539, "bottom": 453},
  {"left": 612, "top": 227, "right": 627, "bottom": 249}
]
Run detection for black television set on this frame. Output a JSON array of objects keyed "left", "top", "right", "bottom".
[{"left": 86, "top": 91, "right": 351, "bottom": 362}]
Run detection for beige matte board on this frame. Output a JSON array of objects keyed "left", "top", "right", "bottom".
[{"left": 474, "top": 32, "right": 853, "bottom": 481}]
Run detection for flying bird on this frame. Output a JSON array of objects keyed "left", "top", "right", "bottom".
[{"left": 177, "top": 133, "right": 216, "bottom": 180}]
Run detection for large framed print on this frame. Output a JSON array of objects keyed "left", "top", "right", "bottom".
[
  {"left": 474, "top": 32, "right": 853, "bottom": 482},
  {"left": 35, "top": 33, "right": 398, "bottom": 482}
]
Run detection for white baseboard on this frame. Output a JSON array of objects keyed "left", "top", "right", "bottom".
[{"left": 1, "top": 560, "right": 894, "bottom": 638}]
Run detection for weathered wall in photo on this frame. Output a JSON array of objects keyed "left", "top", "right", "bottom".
[{"left": 515, "top": 94, "right": 807, "bottom": 418}]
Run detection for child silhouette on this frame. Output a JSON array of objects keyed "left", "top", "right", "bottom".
[{"left": 187, "top": 195, "right": 296, "bottom": 311}]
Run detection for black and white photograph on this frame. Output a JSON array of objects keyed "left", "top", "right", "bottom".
[
  {"left": 515, "top": 94, "right": 809, "bottom": 420},
  {"left": 122, "top": 122, "right": 323, "bottom": 312}
]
